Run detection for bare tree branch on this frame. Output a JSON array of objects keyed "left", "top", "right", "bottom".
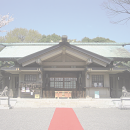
[
  {"left": 102, "top": 0, "right": 130, "bottom": 24},
  {"left": 0, "top": 14, "right": 14, "bottom": 32},
  {"left": 110, "top": 16, "right": 130, "bottom": 24}
]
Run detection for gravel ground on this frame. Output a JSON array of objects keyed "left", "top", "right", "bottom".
[
  {"left": 73, "top": 108, "right": 130, "bottom": 130},
  {"left": 0, "top": 108, "right": 130, "bottom": 130},
  {"left": 0, "top": 108, "right": 55, "bottom": 130}
]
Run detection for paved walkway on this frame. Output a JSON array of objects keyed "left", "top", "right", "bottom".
[{"left": 0, "top": 108, "right": 130, "bottom": 130}]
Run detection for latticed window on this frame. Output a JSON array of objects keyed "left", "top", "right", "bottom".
[
  {"left": 50, "top": 77, "right": 77, "bottom": 88},
  {"left": 55, "top": 78, "right": 63, "bottom": 88},
  {"left": 24, "top": 74, "right": 37, "bottom": 82},
  {"left": 50, "top": 78, "right": 54, "bottom": 87},
  {"left": 64, "top": 78, "right": 77, "bottom": 88},
  {"left": 92, "top": 75, "right": 104, "bottom": 87}
]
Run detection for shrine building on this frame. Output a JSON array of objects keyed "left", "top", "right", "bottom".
[{"left": 0, "top": 35, "right": 130, "bottom": 99}]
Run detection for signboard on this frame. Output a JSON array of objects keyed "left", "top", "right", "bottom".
[
  {"left": 31, "top": 92, "right": 33, "bottom": 95},
  {"left": 98, "top": 83, "right": 102, "bottom": 87},
  {"left": 26, "top": 87, "right": 30, "bottom": 92},
  {"left": 21, "top": 87, "right": 25, "bottom": 92},
  {"left": 95, "top": 91, "right": 99, "bottom": 98},
  {"left": 35, "top": 94, "right": 40, "bottom": 99},
  {"left": 94, "top": 83, "right": 97, "bottom": 87}
]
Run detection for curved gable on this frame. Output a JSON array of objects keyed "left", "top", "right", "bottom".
[{"left": 17, "top": 42, "right": 111, "bottom": 67}]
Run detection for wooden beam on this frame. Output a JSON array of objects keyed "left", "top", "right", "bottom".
[
  {"left": 43, "top": 68, "right": 84, "bottom": 71},
  {"left": 66, "top": 48, "right": 108, "bottom": 67},
  {"left": 40, "top": 49, "right": 62, "bottom": 61},
  {"left": 66, "top": 53, "right": 83, "bottom": 62},
  {"left": 93, "top": 59, "right": 107, "bottom": 67},
  {"left": 36, "top": 59, "right": 42, "bottom": 65},
  {"left": 62, "top": 54, "right": 65, "bottom": 62},
  {"left": 20, "top": 70, "right": 39, "bottom": 72},
  {"left": 66, "top": 49, "right": 88, "bottom": 61},
  {"left": 42, "top": 62, "right": 86, "bottom": 66},
  {"left": 22, "top": 59, "right": 35, "bottom": 67},
  {"left": 52, "top": 55, "right": 62, "bottom": 62}
]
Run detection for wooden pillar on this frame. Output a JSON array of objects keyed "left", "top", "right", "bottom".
[
  {"left": 40, "top": 67, "right": 43, "bottom": 98},
  {"left": 9, "top": 75, "right": 13, "bottom": 98},
  {"left": 18, "top": 72, "right": 22, "bottom": 98},
  {"left": 82, "top": 71, "right": 85, "bottom": 89},
  {"left": 86, "top": 88, "right": 90, "bottom": 98},
  {"left": 17, "top": 83, "right": 21, "bottom": 98},
  {"left": 42, "top": 69, "right": 46, "bottom": 98}
]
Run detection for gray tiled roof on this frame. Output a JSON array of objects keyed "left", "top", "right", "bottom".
[
  {"left": 17, "top": 43, "right": 111, "bottom": 64},
  {"left": 0, "top": 45, "right": 51, "bottom": 58},
  {"left": 77, "top": 46, "right": 130, "bottom": 58},
  {"left": 0, "top": 43, "right": 130, "bottom": 58},
  {"left": 0, "top": 42, "right": 128, "bottom": 46}
]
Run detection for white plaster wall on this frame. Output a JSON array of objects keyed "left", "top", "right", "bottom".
[{"left": 86, "top": 72, "right": 110, "bottom": 98}]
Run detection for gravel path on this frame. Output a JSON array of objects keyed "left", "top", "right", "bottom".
[
  {"left": 0, "top": 108, "right": 130, "bottom": 130},
  {"left": 73, "top": 108, "right": 130, "bottom": 130},
  {"left": 0, "top": 108, "right": 55, "bottom": 130}
]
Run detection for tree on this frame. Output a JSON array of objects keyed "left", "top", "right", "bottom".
[
  {"left": 82, "top": 37, "right": 91, "bottom": 42},
  {"left": 91, "top": 37, "right": 115, "bottom": 42},
  {"left": 5, "top": 28, "right": 28, "bottom": 43},
  {"left": 40, "top": 33, "right": 61, "bottom": 42},
  {"left": 82, "top": 37, "right": 115, "bottom": 42},
  {"left": 1, "top": 29, "right": 116, "bottom": 43},
  {"left": 0, "top": 36, "right": 5, "bottom": 43},
  {"left": 68, "top": 39, "right": 77, "bottom": 42},
  {"left": 102, "top": 0, "right": 130, "bottom": 24},
  {"left": 40, "top": 35, "right": 47, "bottom": 42},
  {"left": 5, "top": 28, "right": 42, "bottom": 43},
  {"left": 0, "top": 14, "right": 14, "bottom": 32},
  {"left": 50, "top": 33, "right": 61, "bottom": 42},
  {"left": 25, "top": 29, "right": 42, "bottom": 43}
]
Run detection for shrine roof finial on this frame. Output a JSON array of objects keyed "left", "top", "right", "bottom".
[{"left": 62, "top": 35, "right": 67, "bottom": 42}]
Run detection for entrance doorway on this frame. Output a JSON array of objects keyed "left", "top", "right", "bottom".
[{"left": 42, "top": 71, "right": 86, "bottom": 98}]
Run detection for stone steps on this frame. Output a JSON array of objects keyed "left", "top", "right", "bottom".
[{"left": 14, "top": 98, "right": 117, "bottom": 108}]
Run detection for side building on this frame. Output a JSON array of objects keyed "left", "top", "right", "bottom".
[{"left": 0, "top": 36, "right": 130, "bottom": 98}]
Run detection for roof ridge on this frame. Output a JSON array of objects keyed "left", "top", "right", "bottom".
[{"left": 0, "top": 42, "right": 129, "bottom": 46}]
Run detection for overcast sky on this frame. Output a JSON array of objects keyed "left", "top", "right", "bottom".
[{"left": 1, "top": 0, "right": 130, "bottom": 44}]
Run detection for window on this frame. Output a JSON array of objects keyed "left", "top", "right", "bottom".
[
  {"left": 24, "top": 74, "right": 37, "bottom": 82},
  {"left": 64, "top": 78, "right": 77, "bottom": 88},
  {"left": 49, "top": 77, "right": 77, "bottom": 88},
  {"left": 55, "top": 78, "right": 63, "bottom": 88},
  {"left": 92, "top": 75, "right": 104, "bottom": 87},
  {"left": 50, "top": 78, "right": 54, "bottom": 87}
]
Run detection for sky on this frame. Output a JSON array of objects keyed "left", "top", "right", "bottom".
[{"left": 0, "top": 0, "right": 130, "bottom": 44}]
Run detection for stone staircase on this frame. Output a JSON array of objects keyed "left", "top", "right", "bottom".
[{"left": 14, "top": 98, "right": 119, "bottom": 108}]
